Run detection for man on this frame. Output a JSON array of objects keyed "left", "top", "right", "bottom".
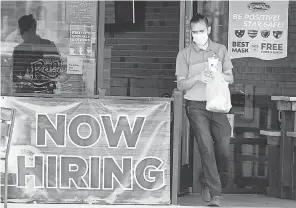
[
  {"left": 5, "top": 5, "right": 57, "bottom": 44},
  {"left": 175, "top": 13, "right": 234, "bottom": 207},
  {"left": 12, "top": 14, "right": 61, "bottom": 94}
]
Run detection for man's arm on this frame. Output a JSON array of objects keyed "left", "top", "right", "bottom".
[
  {"left": 177, "top": 74, "right": 200, "bottom": 91},
  {"left": 176, "top": 51, "right": 211, "bottom": 91},
  {"left": 222, "top": 45, "right": 234, "bottom": 84}
]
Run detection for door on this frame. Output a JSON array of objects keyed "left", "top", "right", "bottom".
[{"left": 178, "top": 0, "right": 193, "bottom": 196}]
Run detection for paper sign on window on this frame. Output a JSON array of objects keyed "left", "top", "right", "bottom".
[
  {"left": 69, "top": 25, "right": 92, "bottom": 57},
  {"left": 67, "top": 56, "right": 83, "bottom": 75}
]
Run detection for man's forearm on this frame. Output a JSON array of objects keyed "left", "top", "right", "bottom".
[{"left": 177, "top": 74, "right": 200, "bottom": 91}]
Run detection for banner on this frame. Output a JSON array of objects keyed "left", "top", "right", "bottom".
[
  {"left": 228, "top": 1, "right": 289, "bottom": 60},
  {"left": 0, "top": 96, "right": 171, "bottom": 204}
]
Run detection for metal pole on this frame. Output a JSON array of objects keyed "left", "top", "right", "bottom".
[{"left": 132, "top": 0, "right": 135, "bottom": 23}]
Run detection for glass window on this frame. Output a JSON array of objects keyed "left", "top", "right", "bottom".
[
  {"left": 1, "top": 1, "right": 98, "bottom": 96},
  {"left": 105, "top": 1, "right": 146, "bottom": 32}
]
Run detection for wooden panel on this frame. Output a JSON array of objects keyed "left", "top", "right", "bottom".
[
  {"left": 145, "top": 26, "right": 179, "bottom": 33},
  {"left": 111, "top": 62, "right": 175, "bottom": 70},
  {"left": 146, "top": 13, "right": 179, "bottom": 20},
  {"left": 277, "top": 101, "right": 292, "bottom": 111},
  {"left": 267, "top": 145, "right": 281, "bottom": 197},
  {"left": 110, "top": 87, "right": 127, "bottom": 96},
  {"left": 130, "top": 78, "right": 176, "bottom": 89},
  {"left": 110, "top": 32, "right": 179, "bottom": 40},
  {"left": 146, "top": 6, "right": 179, "bottom": 14},
  {"left": 279, "top": 111, "right": 294, "bottom": 199},
  {"left": 111, "top": 69, "right": 175, "bottom": 78},
  {"left": 130, "top": 87, "right": 171, "bottom": 97},
  {"left": 111, "top": 50, "right": 178, "bottom": 58},
  {"left": 110, "top": 76, "right": 176, "bottom": 98},
  {"left": 260, "top": 130, "right": 281, "bottom": 137},
  {"left": 287, "top": 131, "right": 296, "bottom": 138},
  {"left": 112, "top": 57, "right": 176, "bottom": 64},
  {"left": 111, "top": 77, "right": 129, "bottom": 87},
  {"left": 106, "top": 37, "right": 178, "bottom": 45}
]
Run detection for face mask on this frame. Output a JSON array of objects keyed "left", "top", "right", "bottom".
[{"left": 192, "top": 31, "right": 209, "bottom": 46}]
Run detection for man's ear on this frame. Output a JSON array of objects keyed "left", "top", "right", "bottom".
[{"left": 207, "top": 26, "right": 211, "bottom": 35}]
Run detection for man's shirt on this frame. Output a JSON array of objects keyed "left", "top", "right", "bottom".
[
  {"left": 12, "top": 35, "right": 61, "bottom": 93},
  {"left": 175, "top": 39, "right": 233, "bottom": 101}
]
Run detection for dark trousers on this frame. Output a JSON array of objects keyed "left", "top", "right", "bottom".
[{"left": 186, "top": 100, "right": 231, "bottom": 196}]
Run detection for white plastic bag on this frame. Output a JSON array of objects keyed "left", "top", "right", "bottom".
[{"left": 206, "top": 71, "right": 232, "bottom": 113}]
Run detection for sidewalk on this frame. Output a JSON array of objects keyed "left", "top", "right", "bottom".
[
  {"left": 179, "top": 194, "right": 296, "bottom": 207},
  {"left": 1, "top": 194, "right": 296, "bottom": 208}
]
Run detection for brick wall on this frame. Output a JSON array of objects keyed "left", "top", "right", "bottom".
[
  {"left": 105, "top": 1, "right": 179, "bottom": 97},
  {"left": 220, "top": 1, "right": 296, "bottom": 96}
]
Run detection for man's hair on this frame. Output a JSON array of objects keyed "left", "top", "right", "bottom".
[
  {"left": 190, "top": 13, "right": 210, "bottom": 27},
  {"left": 18, "top": 14, "right": 37, "bottom": 35}
]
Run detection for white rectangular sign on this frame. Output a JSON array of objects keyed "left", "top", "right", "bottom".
[{"left": 228, "top": 1, "right": 289, "bottom": 60}]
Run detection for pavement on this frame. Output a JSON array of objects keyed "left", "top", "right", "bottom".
[
  {"left": 179, "top": 194, "right": 296, "bottom": 207},
  {"left": 1, "top": 194, "right": 296, "bottom": 208}
]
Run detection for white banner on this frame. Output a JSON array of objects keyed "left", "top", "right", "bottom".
[{"left": 228, "top": 1, "right": 289, "bottom": 60}]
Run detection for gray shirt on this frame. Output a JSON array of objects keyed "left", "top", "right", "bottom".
[{"left": 175, "top": 39, "right": 233, "bottom": 101}]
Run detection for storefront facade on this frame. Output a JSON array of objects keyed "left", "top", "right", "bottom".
[
  {"left": 178, "top": 0, "right": 296, "bottom": 201},
  {"left": 1, "top": 0, "right": 296, "bottom": 205},
  {"left": 1, "top": 1, "right": 180, "bottom": 97},
  {"left": 1, "top": 1, "right": 296, "bottom": 97}
]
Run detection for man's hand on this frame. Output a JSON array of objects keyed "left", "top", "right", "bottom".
[
  {"left": 200, "top": 70, "right": 212, "bottom": 84},
  {"left": 206, "top": 66, "right": 234, "bottom": 84}
]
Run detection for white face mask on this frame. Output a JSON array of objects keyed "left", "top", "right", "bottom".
[{"left": 192, "top": 31, "right": 209, "bottom": 46}]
